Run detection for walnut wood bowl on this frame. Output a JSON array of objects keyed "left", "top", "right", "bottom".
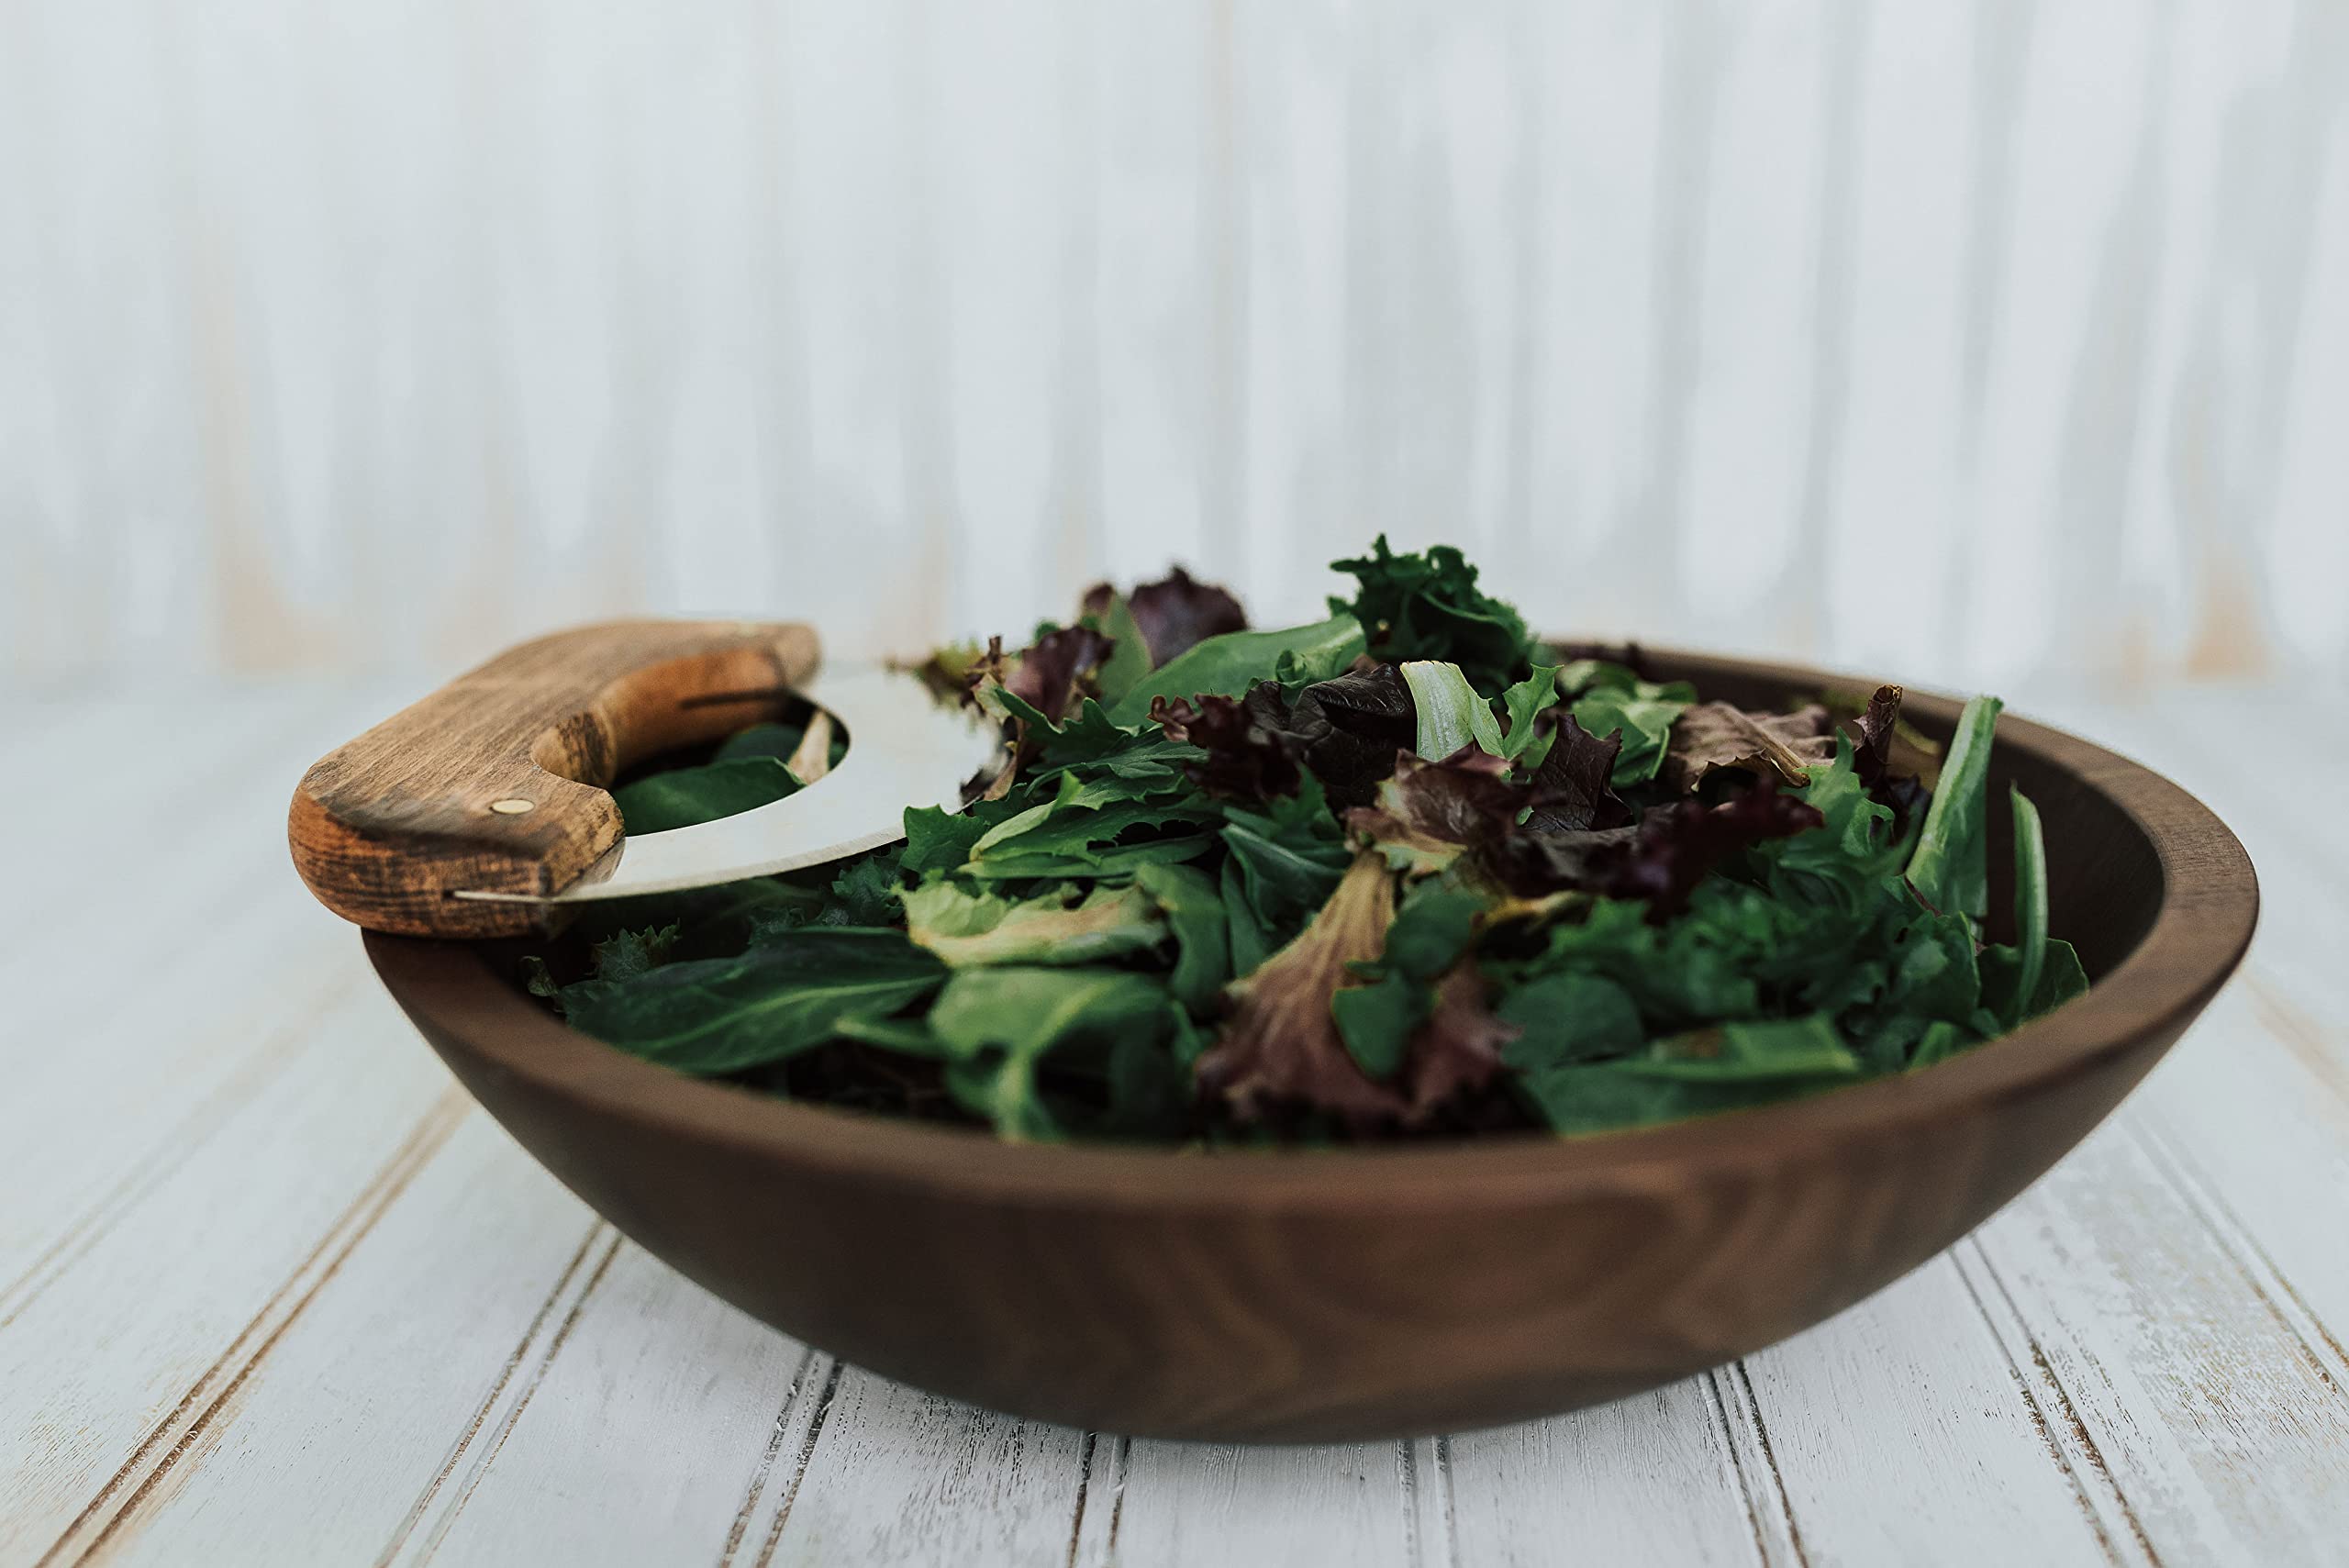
[{"left": 364, "top": 651, "right": 2257, "bottom": 1443}]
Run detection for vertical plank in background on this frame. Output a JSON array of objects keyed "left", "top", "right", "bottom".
[
  {"left": 0, "top": 0, "right": 68, "bottom": 675},
  {"left": 1093, "top": 0, "right": 1214, "bottom": 596},
  {"left": 1675, "top": 1, "right": 1828, "bottom": 658},
  {"left": 312, "top": 0, "right": 505, "bottom": 671},
  {"left": 2167, "top": 1, "right": 2349, "bottom": 681},
  {"left": 1355, "top": 0, "right": 1516, "bottom": 565},
  {"left": 1230, "top": 0, "right": 1350, "bottom": 621},
  {"left": 1419, "top": 0, "right": 1529, "bottom": 563},
  {"left": 1618, "top": 0, "right": 1722, "bottom": 640},
  {"left": 785, "top": 0, "right": 918, "bottom": 653},
  {"left": 926, "top": 0, "right": 1067, "bottom": 639},
  {"left": 1517, "top": 0, "right": 1667, "bottom": 641},
  {"left": 1042, "top": 0, "right": 1109, "bottom": 608},
  {"left": 2263, "top": 112, "right": 2349, "bottom": 675},
  {"left": 1963, "top": 0, "right": 2155, "bottom": 686},
  {"left": 1339, "top": 0, "right": 1403, "bottom": 562},
  {"left": 644, "top": 0, "right": 791, "bottom": 627},
  {"left": 10, "top": 0, "right": 210, "bottom": 682},
  {"left": 544, "top": 0, "right": 717, "bottom": 622},
  {"left": 1822, "top": 1, "right": 1975, "bottom": 684},
  {"left": 2110, "top": 0, "right": 2274, "bottom": 684}
]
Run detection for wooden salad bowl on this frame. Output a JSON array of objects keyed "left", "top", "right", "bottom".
[{"left": 364, "top": 651, "right": 2257, "bottom": 1443}]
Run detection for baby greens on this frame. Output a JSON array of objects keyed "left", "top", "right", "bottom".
[{"left": 519, "top": 539, "right": 2086, "bottom": 1145}]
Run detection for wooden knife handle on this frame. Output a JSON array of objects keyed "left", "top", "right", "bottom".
[{"left": 290, "top": 619, "right": 821, "bottom": 939}]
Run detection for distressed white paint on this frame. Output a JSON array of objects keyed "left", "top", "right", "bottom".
[
  {"left": 4, "top": 681, "right": 2347, "bottom": 1565},
  {"left": 5, "top": 0, "right": 2345, "bottom": 693}
]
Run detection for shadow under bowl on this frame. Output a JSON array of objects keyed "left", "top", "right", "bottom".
[{"left": 365, "top": 651, "right": 2257, "bottom": 1442}]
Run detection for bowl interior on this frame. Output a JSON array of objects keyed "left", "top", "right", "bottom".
[{"left": 1661, "top": 655, "right": 2161, "bottom": 982}]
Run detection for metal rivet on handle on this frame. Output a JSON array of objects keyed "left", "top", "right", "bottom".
[{"left": 488, "top": 797, "right": 537, "bottom": 816}]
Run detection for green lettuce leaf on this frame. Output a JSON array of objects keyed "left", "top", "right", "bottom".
[
  {"left": 1107, "top": 614, "right": 1366, "bottom": 727},
  {"left": 1328, "top": 536, "right": 1536, "bottom": 694},
  {"left": 902, "top": 881, "right": 1165, "bottom": 967},
  {"left": 1906, "top": 695, "right": 2003, "bottom": 919},
  {"left": 1399, "top": 662, "right": 1506, "bottom": 760}
]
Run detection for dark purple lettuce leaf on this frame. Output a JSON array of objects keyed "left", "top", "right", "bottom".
[
  {"left": 1522, "top": 712, "right": 1631, "bottom": 833},
  {"left": 1196, "top": 855, "right": 1512, "bottom": 1130},
  {"left": 1006, "top": 625, "right": 1114, "bottom": 724},
  {"left": 1290, "top": 664, "right": 1417, "bottom": 805},
  {"left": 1150, "top": 665, "right": 1415, "bottom": 807},
  {"left": 1081, "top": 566, "right": 1248, "bottom": 667},
  {"left": 1401, "top": 962, "right": 1516, "bottom": 1115},
  {"left": 1197, "top": 854, "right": 1408, "bottom": 1126},
  {"left": 1148, "top": 684, "right": 1305, "bottom": 801},
  {"left": 1846, "top": 683, "right": 1932, "bottom": 834},
  {"left": 1523, "top": 782, "right": 1824, "bottom": 915},
  {"left": 1358, "top": 747, "right": 1527, "bottom": 846}
]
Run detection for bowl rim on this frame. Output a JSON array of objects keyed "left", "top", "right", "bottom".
[{"left": 364, "top": 649, "right": 2258, "bottom": 1215}]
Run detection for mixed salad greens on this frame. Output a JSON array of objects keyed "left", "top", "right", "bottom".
[{"left": 518, "top": 540, "right": 2086, "bottom": 1144}]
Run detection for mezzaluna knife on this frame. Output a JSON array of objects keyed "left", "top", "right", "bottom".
[{"left": 289, "top": 620, "right": 1002, "bottom": 938}]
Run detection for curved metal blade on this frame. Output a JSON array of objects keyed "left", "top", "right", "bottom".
[{"left": 451, "top": 664, "right": 1002, "bottom": 907}]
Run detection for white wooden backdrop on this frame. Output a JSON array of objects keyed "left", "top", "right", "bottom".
[{"left": 4, "top": 0, "right": 2348, "bottom": 694}]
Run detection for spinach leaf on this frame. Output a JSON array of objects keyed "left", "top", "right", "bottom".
[
  {"left": 927, "top": 968, "right": 1173, "bottom": 1139},
  {"left": 1330, "top": 884, "right": 1485, "bottom": 1079},
  {"left": 1516, "top": 1015, "right": 1859, "bottom": 1133},
  {"left": 561, "top": 929, "right": 947, "bottom": 1074},
  {"left": 611, "top": 755, "right": 800, "bottom": 835},
  {"left": 1135, "top": 862, "right": 1231, "bottom": 1011},
  {"left": 1517, "top": 1060, "right": 1823, "bottom": 1135},
  {"left": 1497, "top": 973, "right": 1644, "bottom": 1072},
  {"left": 1220, "top": 859, "right": 1273, "bottom": 978},
  {"left": 1219, "top": 777, "right": 1351, "bottom": 939},
  {"left": 712, "top": 722, "right": 805, "bottom": 762}
]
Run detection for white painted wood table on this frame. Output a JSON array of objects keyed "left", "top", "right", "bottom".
[{"left": 6, "top": 681, "right": 2347, "bottom": 1568}]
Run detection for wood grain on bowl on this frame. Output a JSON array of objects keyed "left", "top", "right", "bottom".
[{"left": 363, "top": 652, "right": 2256, "bottom": 1442}]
